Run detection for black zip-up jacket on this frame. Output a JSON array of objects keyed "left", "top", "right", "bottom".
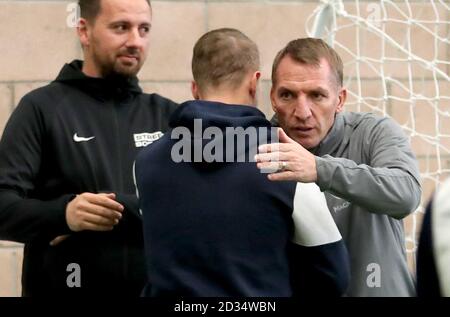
[{"left": 0, "top": 60, "right": 178, "bottom": 296}]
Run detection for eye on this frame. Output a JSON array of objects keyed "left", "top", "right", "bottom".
[
  {"left": 114, "top": 24, "right": 128, "bottom": 32},
  {"left": 279, "top": 91, "right": 293, "bottom": 100},
  {"left": 311, "top": 91, "right": 326, "bottom": 101},
  {"left": 139, "top": 26, "right": 150, "bottom": 36}
]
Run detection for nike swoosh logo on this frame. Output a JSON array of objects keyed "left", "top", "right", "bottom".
[{"left": 73, "top": 133, "right": 95, "bottom": 142}]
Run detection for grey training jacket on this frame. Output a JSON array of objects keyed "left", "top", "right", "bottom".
[{"left": 314, "top": 112, "right": 421, "bottom": 297}]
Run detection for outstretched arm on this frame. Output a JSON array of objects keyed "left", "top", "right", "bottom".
[{"left": 256, "top": 121, "right": 421, "bottom": 219}]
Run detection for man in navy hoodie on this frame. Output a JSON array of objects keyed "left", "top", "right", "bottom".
[{"left": 134, "top": 28, "right": 349, "bottom": 297}]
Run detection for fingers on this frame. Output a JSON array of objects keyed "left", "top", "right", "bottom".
[
  {"left": 81, "top": 202, "right": 123, "bottom": 221},
  {"left": 277, "top": 128, "right": 295, "bottom": 144},
  {"left": 86, "top": 193, "right": 124, "bottom": 212},
  {"left": 49, "top": 235, "right": 70, "bottom": 246},
  {"left": 254, "top": 151, "right": 291, "bottom": 163},
  {"left": 257, "top": 142, "right": 300, "bottom": 155},
  {"left": 258, "top": 143, "right": 281, "bottom": 154},
  {"left": 79, "top": 192, "right": 123, "bottom": 220},
  {"left": 255, "top": 161, "right": 297, "bottom": 181},
  {"left": 67, "top": 208, "right": 116, "bottom": 232},
  {"left": 81, "top": 211, "right": 119, "bottom": 227},
  {"left": 256, "top": 160, "right": 291, "bottom": 174},
  {"left": 66, "top": 192, "right": 124, "bottom": 232},
  {"left": 256, "top": 161, "right": 284, "bottom": 172},
  {"left": 267, "top": 170, "right": 297, "bottom": 181},
  {"left": 81, "top": 222, "right": 114, "bottom": 232}
]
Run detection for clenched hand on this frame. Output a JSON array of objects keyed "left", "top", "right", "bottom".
[{"left": 66, "top": 192, "right": 124, "bottom": 232}]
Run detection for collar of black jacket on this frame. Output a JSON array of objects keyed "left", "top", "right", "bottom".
[{"left": 53, "top": 60, "right": 143, "bottom": 101}]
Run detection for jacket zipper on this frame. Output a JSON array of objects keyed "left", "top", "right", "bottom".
[{"left": 112, "top": 99, "right": 128, "bottom": 284}]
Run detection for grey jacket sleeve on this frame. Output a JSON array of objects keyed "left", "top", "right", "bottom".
[{"left": 315, "top": 117, "right": 421, "bottom": 219}]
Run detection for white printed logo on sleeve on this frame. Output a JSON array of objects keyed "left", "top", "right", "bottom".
[{"left": 134, "top": 132, "right": 163, "bottom": 147}]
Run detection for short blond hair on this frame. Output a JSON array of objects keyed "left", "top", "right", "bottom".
[{"left": 192, "top": 28, "right": 260, "bottom": 93}]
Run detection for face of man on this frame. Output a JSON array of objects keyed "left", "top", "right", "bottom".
[
  {"left": 271, "top": 56, "right": 346, "bottom": 149},
  {"left": 81, "top": 0, "right": 152, "bottom": 78}
]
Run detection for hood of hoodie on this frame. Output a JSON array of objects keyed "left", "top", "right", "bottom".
[
  {"left": 168, "top": 100, "right": 275, "bottom": 167},
  {"left": 53, "top": 60, "right": 142, "bottom": 101}
]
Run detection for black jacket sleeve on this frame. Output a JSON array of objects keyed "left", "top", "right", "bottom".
[
  {"left": 289, "top": 240, "right": 350, "bottom": 297},
  {"left": 0, "top": 97, "right": 72, "bottom": 243},
  {"left": 416, "top": 199, "right": 441, "bottom": 297},
  {"left": 114, "top": 193, "right": 140, "bottom": 220}
]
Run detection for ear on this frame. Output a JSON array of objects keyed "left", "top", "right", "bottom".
[
  {"left": 336, "top": 87, "right": 346, "bottom": 113},
  {"left": 191, "top": 81, "right": 200, "bottom": 100},
  {"left": 270, "top": 85, "right": 278, "bottom": 113},
  {"left": 249, "top": 71, "right": 261, "bottom": 99},
  {"left": 77, "top": 18, "right": 90, "bottom": 48}
]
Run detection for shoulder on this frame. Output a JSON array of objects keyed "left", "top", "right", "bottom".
[
  {"left": 12, "top": 83, "right": 59, "bottom": 119},
  {"left": 343, "top": 111, "right": 388, "bottom": 127},
  {"left": 135, "top": 133, "right": 171, "bottom": 165},
  {"left": 17, "top": 82, "right": 70, "bottom": 112},
  {"left": 145, "top": 93, "right": 179, "bottom": 110},
  {"left": 343, "top": 111, "right": 404, "bottom": 136}
]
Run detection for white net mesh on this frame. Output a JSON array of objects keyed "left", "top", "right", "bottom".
[{"left": 306, "top": 0, "right": 450, "bottom": 271}]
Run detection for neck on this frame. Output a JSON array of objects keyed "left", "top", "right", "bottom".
[
  {"left": 201, "top": 90, "right": 256, "bottom": 107},
  {"left": 82, "top": 56, "right": 102, "bottom": 78}
]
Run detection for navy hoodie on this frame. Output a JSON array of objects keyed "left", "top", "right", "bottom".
[{"left": 135, "top": 101, "right": 350, "bottom": 297}]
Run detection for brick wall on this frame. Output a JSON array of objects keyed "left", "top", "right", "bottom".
[{"left": 1, "top": 0, "right": 448, "bottom": 296}]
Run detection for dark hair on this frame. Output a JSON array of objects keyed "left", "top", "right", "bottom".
[
  {"left": 78, "top": 0, "right": 151, "bottom": 23},
  {"left": 272, "top": 38, "right": 343, "bottom": 87},
  {"left": 192, "top": 28, "right": 260, "bottom": 93}
]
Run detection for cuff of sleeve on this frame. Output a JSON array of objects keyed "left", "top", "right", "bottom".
[
  {"left": 48, "top": 194, "right": 76, "bottom": 236},
  {"left": 114, "top": 193, "right": 140, "bottom": 220},
  {"left": 315, "top": 155, "right": 332, "bottom": 192}
]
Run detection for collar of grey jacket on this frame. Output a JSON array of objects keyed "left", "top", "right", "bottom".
[{"left": 314, "top": 112, "right": 346, "bottom": 156}]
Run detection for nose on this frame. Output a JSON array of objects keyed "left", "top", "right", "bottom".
[
  {"left": 125, "top": 28, "right": 144, "bottom": 50},
  {"left": 293, "top": 95, "right": 312, "bottom": 120}
]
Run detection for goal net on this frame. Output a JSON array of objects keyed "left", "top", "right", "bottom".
[{"left": 306, "top": 0, "right": 450, "bottom": 271}]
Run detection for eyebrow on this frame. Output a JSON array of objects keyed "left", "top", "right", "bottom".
[
  {"left": 109, "top": 20, "right": 152, "bottom": 27},
  {"left": 311, "top": 87, "right": 329, "bottom": 95},
  {"left": 277, "top": 85, "right": 329, "bottom": 94}
]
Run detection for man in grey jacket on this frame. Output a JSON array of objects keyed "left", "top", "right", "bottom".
[{"left": 255, "top": 38, "right": 421, "bottom": 296}]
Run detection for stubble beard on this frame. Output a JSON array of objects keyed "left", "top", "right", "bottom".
[{"left": 92, "top": 49, "right": 143, "bottom": 79}]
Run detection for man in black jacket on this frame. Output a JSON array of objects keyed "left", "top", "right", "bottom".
[
  {"left": 135, "top": 28, "right": 349, "bottom": 297},
  {"left": 0, "top": 0, "right": 177, "bottom": 296}
]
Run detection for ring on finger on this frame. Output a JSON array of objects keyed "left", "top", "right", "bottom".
[{"left": 278, "top": 161, "right": 288, "bottom": 172}]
